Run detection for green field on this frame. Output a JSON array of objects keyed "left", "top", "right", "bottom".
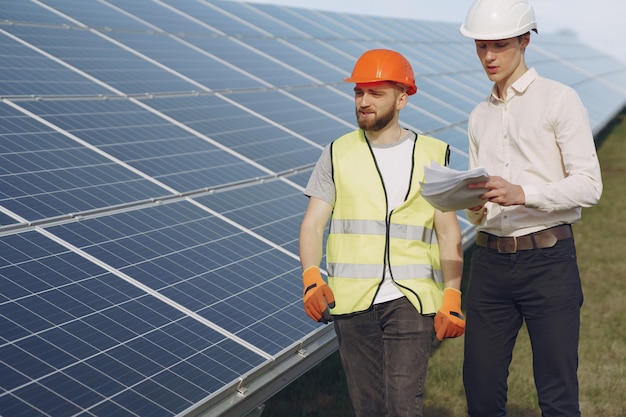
[{"left": 261, "top": 109, "right": 626, "bottom": 417}]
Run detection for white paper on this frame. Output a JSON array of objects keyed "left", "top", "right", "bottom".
[{"left": 419, "top": 162, "right": 490, "bottom": 212}]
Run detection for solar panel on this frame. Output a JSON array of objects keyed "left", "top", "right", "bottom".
[{"left": 1, "top": 1, "right": 625, "bottom": 416}]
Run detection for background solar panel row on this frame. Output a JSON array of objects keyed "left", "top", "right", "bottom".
[{"left": 1, "top": 1, "right": 625, "bottom": 416}]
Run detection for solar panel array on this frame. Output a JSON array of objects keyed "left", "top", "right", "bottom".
[{"left": 1, "top": 1, "right": 625, "bottom": 416}]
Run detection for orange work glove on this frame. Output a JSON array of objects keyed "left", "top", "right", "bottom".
[
  {"left": 434, "top": 288, "right": 466, "bottom": 341},
  {"left": 302, "top": 266, "right": 335, "bottom": 324}
]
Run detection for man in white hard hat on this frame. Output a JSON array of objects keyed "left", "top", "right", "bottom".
[{"left": 459, "top": 0, "right": 603, "bottom": 416}]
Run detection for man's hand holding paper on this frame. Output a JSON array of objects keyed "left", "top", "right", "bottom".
[
  {"left": 419, "top": 162, "right": 490, "bottom": 212},
  {"left": 467, "top": 175, "right": 526, "bottom": 207}
]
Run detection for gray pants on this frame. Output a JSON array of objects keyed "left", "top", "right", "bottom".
[{"left": 334, "top": 297, "right": 434, "bottom": 417}]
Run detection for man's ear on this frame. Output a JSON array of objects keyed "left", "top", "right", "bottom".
[
  {"left": 397, "top": 92, "right": 408, "bottom": 110},
  {"left": 520, "top": 32, "right": 531, "bottom": 49}
]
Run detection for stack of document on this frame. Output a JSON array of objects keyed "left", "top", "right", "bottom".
[{"left": 419, "top": 162, "right": 490, "bottom": 212}]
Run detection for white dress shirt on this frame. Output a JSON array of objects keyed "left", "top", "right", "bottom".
[{"left": 465, "top": 68, "right": 603, "bottom": 237}]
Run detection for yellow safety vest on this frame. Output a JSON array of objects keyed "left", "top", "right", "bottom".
[{"left": 327, "top": 129, "right": 449, "bottom": 316}]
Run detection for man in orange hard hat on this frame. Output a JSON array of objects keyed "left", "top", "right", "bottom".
[
  {"left": 459, "top": 1, "right": 603, "bottom": 416},
  {"left": 299, "top": 48, "right": 464, "bottom": 416}
]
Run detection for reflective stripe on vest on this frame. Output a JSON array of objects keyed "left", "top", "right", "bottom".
[
  {"left": 327, "top": 129, "right": 449, "bottom": 316},
  {"left": 329, "top": 219, "right": 435, "bottom": 241}
]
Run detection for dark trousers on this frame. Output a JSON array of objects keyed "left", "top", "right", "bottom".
[
  {"left": 463, "top": 239, "right": 583, "bottom": 417},
  {"left": 334, "top": 297, "right": 434, "bottom": 417}
]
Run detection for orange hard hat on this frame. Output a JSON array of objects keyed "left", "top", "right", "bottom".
[{"left": 344, "top": 49, "right": 417, "bottom": 95}]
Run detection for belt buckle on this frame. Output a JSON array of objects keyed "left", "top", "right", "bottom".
[{"left": 497, "top": 236, "right": 518, "bottom": 253}]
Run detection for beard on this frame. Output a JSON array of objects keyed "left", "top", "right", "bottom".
[{"left": 356, "top": 105, "right": 395, "bottom": 131}]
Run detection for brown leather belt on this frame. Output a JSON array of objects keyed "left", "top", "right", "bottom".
[{"left": 476, "top": 224, "right": 573, "bottom": 254}]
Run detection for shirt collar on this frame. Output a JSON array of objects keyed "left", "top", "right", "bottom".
[{"left": 489, "top": 67, "right": 538, "bottom": 102}]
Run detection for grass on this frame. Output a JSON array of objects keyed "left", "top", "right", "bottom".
[{"left": 261, "top": 109, "right": 626, "bottom": 417}]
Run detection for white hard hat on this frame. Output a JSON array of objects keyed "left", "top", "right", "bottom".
[{"left": 460, "top": 0, "right": 538, "bottom": 40}]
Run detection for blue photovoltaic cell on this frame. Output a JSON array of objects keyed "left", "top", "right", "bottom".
[
  {"left": 288, "top": 170, "right": 317, "bottom": 189},
  {"left": 96, "top": 30, "right": 270, "bottom": 91},
  {"left": 421, "top": 74, "right": 490, "bottom": 111},
  {"left": 2, "top": 25, "right": 202, "bottom": 95},
  {"left": 158, "top": 0, "right": 273, "bottom": 38},
  {"left": 147, "top": 92, "right": 346, "bottom": 170},
  {"left": 372, "top": 15, "right": 453, "bottom": 43},
  {"left": 1, "top": 0, "right": 625, "bottom": 416},
  {"left": 288, "top": 40, "right": 366, "bottom": 81},
  {"left": 46, "top": 201, "right": 317, "bottom": 356},
  {"left": 230, "top": 89, "right": 352, "bottom": 137},
  {"left": 281, "top": 9, "right": 368, "bottom": 40},
  {"left": 401, "top": 97, "right": 466, "bottom": 135},
  {"left": 255, "top": 7, "right": 349, "bottom": 39},
  {"left": 38, "top": 0, "right": 166, "bottom": 32},
  {"left": 0, "top": 0, "right": 71, "bottom": 25},
  {"left": 0, "top": 103, "right": 168, "bottom": 224},
  {"left": 242, "top": 38, "right": 352, "bottom": 82},
  {"left": 286, "top": 87, "right": 358, "bottom": 139},
  {"left": 211, "top": 0, "right": 310, "bottom": 39},
  {"left": 15, "top": 99, "right": 268, "bottom": 192},
  {"left": 49, "top": 201, "right": 314, "bottom": 348},
  {"left": 0, "top": 212, "right": 18, "bottom": 227},
  {"left": 194, "top": 179, "right": 309, "bottom": 254},
  {"left": 186, "top": 37, "right": 317, "bottom": 88},
  {"left": 97, "top": 0, "right": 219, "bottom": 35},
  {"left": 338, "top": 14, "right": 398, "bottom": 43},
  {"left": 0, "top": 231, "right": 266, "bottom": 417},
  {"left": 0, "top": 33, "right": 112, "bottom": 97}
]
